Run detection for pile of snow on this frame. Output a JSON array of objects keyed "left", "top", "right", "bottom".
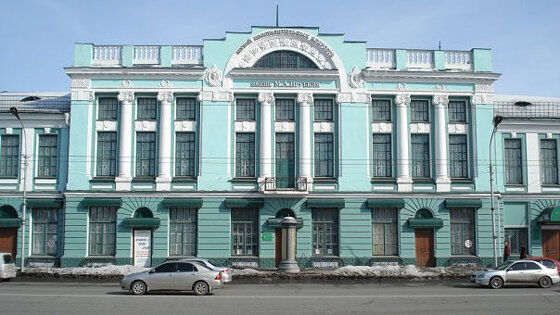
[
  {"left": 230, "top": 268, "right": 268, "bottom": 276},
  {"left": 24, "top": 265, "right": 149, "bottom": 277},
  {"left": 331, "top": 265, "right": 439, "bottom": 278}
]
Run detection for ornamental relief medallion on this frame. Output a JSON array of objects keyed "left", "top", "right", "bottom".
[
  {"left": 204, "top": 65, "right": 223, "bottom": 87},
  {"left": 348, "top": 67, "right": 364, "bottom": 89}
]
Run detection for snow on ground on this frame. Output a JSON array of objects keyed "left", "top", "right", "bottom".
[{"left": 24, "top": 265, "right": 149, "bottom": 277}]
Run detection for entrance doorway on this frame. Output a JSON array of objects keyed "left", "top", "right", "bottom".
[
  {"left": 0, "top": 228, "right": 17, "bottom": 259},
  {"left": 133, "top": 229, "right": 152, "bottom": 267},
  {"left": 542, "top": 229, "right": 560, "bottom": 261},
  {"left": 415, "top": 228, "right": 435, "bottom": 267},
  {"left": 275, "top": 229, "right": 282, "bottom": 267}
]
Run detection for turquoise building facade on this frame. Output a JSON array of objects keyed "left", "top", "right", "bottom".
[{"left": 1, "top": 26, "right": 559, "bottom": 269}]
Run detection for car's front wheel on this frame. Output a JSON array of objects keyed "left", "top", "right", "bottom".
[
  {"left": 131, "top": 280, "right": 147, "bottom": 295},
  {"left": 489, "top": 276, "right": 504, "bottom": 289},
  {"left": 538, "top": 276, "right": 552, "bottom": 288},
  {"left": 193, "top": 281, "right": 209, "bottom": 296}
]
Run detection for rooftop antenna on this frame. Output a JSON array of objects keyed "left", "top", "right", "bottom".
[
  {"left": 438, "top": 40, "right": 442, "bottom": 50},
  {"left": 276, "top": 5, "right": 279, "bottom": 27}
]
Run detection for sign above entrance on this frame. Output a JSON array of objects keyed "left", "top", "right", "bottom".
[{"left": 250, "top": 81, "right": 320, "bottom": 88}]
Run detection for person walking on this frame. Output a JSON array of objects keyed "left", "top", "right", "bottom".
[
  {"left": 503, "top": 240, "right": 511, "bottom": 262},
  {"left": 519, "top": 242, "right": 527, "bottom": 259}
]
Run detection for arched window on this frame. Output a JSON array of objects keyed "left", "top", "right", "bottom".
[
  {"left": 253, "top": 50, "right": 318, "bottom": 69},
  {"left": 415, "top": 208, "right": 433, "bottom": 219},
  {"left": 275, "top": 208, "right": 296, "bottom": 219},
  {"left": 0, "top": 205, "right": 18, "bottom": 218},
  {"left": 134, "top": 207, "right": 154, "bottom": 219}
]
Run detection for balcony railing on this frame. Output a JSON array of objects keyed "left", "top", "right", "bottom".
[
  {"left": 366, "top": 48, "right": 475, "bottom": 72},
  {"left": 444, "top": 51, "right": 472, "bottom": 71},
  {"left": 264, "top": 177, "right": 307, "bottom": 192},
  {"left": 93, "top": 45, "right": 121, "bottom": 65},
  {"left": 406, "top": 50, "right": 433, "bottom": 70},
  {"left": 134, "top": 45, "right": 160, "bottom": 65},
  {"left": 366, "top": 49, "right": 395, "bottom": 70},
  {"left": 91, "top": 44, "right": 203, "bottom": 66}
]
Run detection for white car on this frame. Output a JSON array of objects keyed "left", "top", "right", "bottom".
[
  {"left": 0, "top": 253, "right": 16, "bottom": 280},
  {"left": 180, "top": 259, "right": 232, "bottom": 283},
  {"left": 475, "top": 260, "right": 560, "bottom": 289}
]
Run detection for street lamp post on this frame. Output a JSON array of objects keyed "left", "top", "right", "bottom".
[
  {"left": 489, "top": 115, "right": 503, "bottom": 267},
  {"left": 9, "top": 107, "right": 28, "bottom": 273}
]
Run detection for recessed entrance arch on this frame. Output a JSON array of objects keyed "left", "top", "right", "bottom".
[
  {"left": 126, "top": 207, "right": 158, "bottom": 268},
  {"left": 413, "top": 209, "right": 436, "bottom": 268},
  {"left": 0, "top": 205, "right": 20, "bottom": 259}
]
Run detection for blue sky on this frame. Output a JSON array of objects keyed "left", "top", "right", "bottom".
[{"left": 1, "top": 0, "right": 559, "bottom": 96}]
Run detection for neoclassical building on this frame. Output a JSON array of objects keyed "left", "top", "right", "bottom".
[{"left": 1, "top": 26, "right": 559, "bottom": 268}]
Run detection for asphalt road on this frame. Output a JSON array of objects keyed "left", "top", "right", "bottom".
[{"left": 1, "top": 279, "right": 559, "bottom": 315}]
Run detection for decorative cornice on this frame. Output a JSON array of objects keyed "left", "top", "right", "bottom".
[
  {"left": 197, "top": 91, "right": 233, "bottom": 102},
  {"left": 71, "top": 78, "right": 91, "bottom": 88},
  {"left": 297, "top": 92, "right": 314, "bottom": 104},
  {"left": 157, "top": 91, "right": 174, "bottom": 103},
  {"left": 204, "top": 65, "right": 223, "bottom": 87},
  {"left": 336, "top": 92, "right": 369, "bottom": 104},
  {"left": 475, "top": 83, "right": 494, "bottom": 92},
  {"left": 117, "top": 91, "right": 134, "bottom": 103},
  {"left": 394, "top": 94, "right": 411, "bottom": 106},
  {"left": 362, "top": 70, "right": 501, "bottom": 82},
  {"left": 432, "top": 94, "right": 449, "bottom": 106},
  {"left": 258, "top": 92, "right": 275, "bottom": 104}
]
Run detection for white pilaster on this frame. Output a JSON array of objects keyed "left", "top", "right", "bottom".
[
  {"left": 116, "top": 91, "right": 134, "bottom": 190},
  {"left": 526, "top": 133, "right": 541, "bottom": 193},
  {"left": 433, "top": 94, "right": 451, "bottom": 192},
  {"left": 395, "top": 94, "right": 412, "bottom": 192},
  {"left": 156, "top": 91, "right": 174, "bottom": 190},
  {"left": 258, "top": 92, "right": 274, "bottom": 187},
  {"left": 298, "top": 93, "right": 313, "bottom": 189}
]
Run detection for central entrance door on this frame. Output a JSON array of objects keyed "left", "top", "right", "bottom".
[
  {"left": 415, "top": 229, "right": 435, "bottom": 267},
  {"left": 542, "top": 229, "right": 560, "bottom": 261},
  {"left": 0, "top": 228, "right": 17, "bottom": 259}
]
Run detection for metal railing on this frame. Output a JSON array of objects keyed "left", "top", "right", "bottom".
[
  {"left": 494, "top": 101, "right": 560, "bottom": 119},
  {"left": 264, "top": 177, "right": 307, "bottom": 191}
]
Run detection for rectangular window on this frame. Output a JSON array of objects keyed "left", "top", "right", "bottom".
[
  {"left": 136, "top": 132, "right": 156, "bottom": 177},
  {"left": 32, "top": 208, "right": 58, "bottom": 256},
  {"left": 169, "top": 207, "right": 197, "bottom": 256},
  {"left": 450, "top": 208, "right": 476, "bottom": 255},
  {"left": 312, "top": 208, "right": 338, "bottom": 256},
  {"left": 98, "top": 97, "right": 118, "bottom": 120},
  {"left": 96, "top": 132, "right": 117, "bottom": 177},
  {"left": 411, "top": 134, "right": 430, "bottom": 178},
  {"left": 275, "top": 98, "right": 295, "bottom": 121},
  {"left": 236, "top": 98, "right": 256, "bottom": 120},
  {"left": 175, "top": 133, "right": 196, "bottom": 177},
  {"left": 88, "top": 206, "right": 116, "bottom": 256},
  {"left": 449, "top": 135, "right": 469, "bottom": 178},
  {"left": 314, "top": 99, "right": 334, "bottom": 121},
  {"left": 236, "top": 133, "right": 255, "bottom": 178},
  {"left": 372, "top": 99, "right": 391, "bottom": 122},
  {"left": 314, "top": 133, "right": 334, "bottom": 178},
  {"left": 232, "top": 208, "right": 258, "bottom": 256},
  {"left": 505, "top": 228, "right": 528, "bottom": 255},
  {"left": 372, "top": 134, "right": 392, "bottom": 178},
  {"left": 275, "top": 133, "right": 295, "bottom": 188},
  {"left": 176, "top": 97, "right": 197, "bottom": 120},
  {"left": 137, "top": 97, "right": 157, "bottom": 120},
  {"left": 0, "top": 135, "right": 19, "bottom": 178},
  {"left": 504, "top": 139, "right": 523, "bottom": 184},
  {"left": 448, "top": 100, "right": 467, "bottom": 123},
  {"left": 37, "top": 134, "right": 58, "bottom": 178},
  {"left": 541, "top": 139, "right": 558, "bottom": 185},
  {"left": 410, "top": 100, "right": 429, "bottom": 122},
  {"left": 372, "top": 208, "right": 398, "bottom": 256}
]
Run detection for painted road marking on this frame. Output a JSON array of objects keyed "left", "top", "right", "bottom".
[{"left": 0, "top": 293, "right": 559, "bottom": 298}]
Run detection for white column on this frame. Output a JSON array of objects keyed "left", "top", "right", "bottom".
[
  {"left": 297, "top": 93, "right": 313, "bottom": 189},
  {"left": 156, "top": 91, "right": 174, "bottom": 190},
  {"left": 395, "top": 94, "right": 412, "bottom": 192},
  {"left": 433, "top": 94, "right": 451, "bottom": 191},
  {"left": 116, "top": 91, "right": 134, "bottom": 190},
  {"left": 258, "top": 92, "right": 274, "bottom": 188}
]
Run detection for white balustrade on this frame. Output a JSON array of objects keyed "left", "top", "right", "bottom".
[
  {"left": 93, "top": 45, "right": 121, "bottom": 65},
  {"left": 134, "top": 46, "right": 160, "bottom": 64},
  {"left": 445, "top": 51, "right": 472, "bottom": 71},
  {"left": 406, "top": 50, "right": 433, "bottom": 70},
  {"left": 172, "top": 46, "right": 203, "bottom": 65},
  {"left": 366, "top": 49, "right": 395, "bottom": 69}
]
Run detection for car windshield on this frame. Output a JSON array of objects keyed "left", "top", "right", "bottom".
[
  {"left": 495, "top": 261, "right": 514, "bottom": 270},
  {"left": 207, "top": 260, "right": 224, "bottom": 268}
]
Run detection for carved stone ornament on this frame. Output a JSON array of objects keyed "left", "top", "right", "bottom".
[
  {"left": 118, "top": 91, "right": 134, "bottom": 103},
  {"left": 71, "top": 79, "right": 90, "bottom": 88},
  {"left": 434, "top": 83, "right": 446, "bottom": 91},
  {"left": 157, "top": 91, "right": 174, "bottom": 103},
  {"left": 395, "top": 94, "right": 411, "bottom": 106},
  {"left": 348, "top": 67, "right": 364, "bottom": 89},
  {"left": 475, "top": 83, "right": 494, "bottom": 92},
  {"left": 204, "top": 65, "right": 223, "bottom": 87},
  {"left": 258, "top": 92, "right": 275, "bottom": 104},
  {"left": 297, "top": 92, "right": 314, "bottom": 104},
  {"left": 432, "top": 94, "right": 450, "bottom": 106},
  {"left": 88, "top": 91, "right": 95, "bottom": 102},
  {"left": 159, "top": 80, "right": 172, "bottom": 88},
  {"left": 471, "top": 94, "right": 492, "bottom": 105},
  {"left": 396, "top": 82, "right": 407, "bottom": 91},
  {"left": 120, "top": 80, "right": 132, "bottom": 88}
]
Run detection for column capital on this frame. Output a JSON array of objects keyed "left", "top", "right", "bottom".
[
  {"left": 395, "top": 94, "right": 411, "bottom": 106},
  {"left": 297, "top": 92, "right": 314, "bottom": 104},
  {"left": 157, "top": 90, "right": 174, "bottom": 103},
  {"left": 118, "top": 91, "right": 135, "bottom": 103},
  {"left": 258, "top": 92, "right": 275, "bottom": 104},
  {"left": 432, "top": 94, "right": 449, "bottom": 106}
]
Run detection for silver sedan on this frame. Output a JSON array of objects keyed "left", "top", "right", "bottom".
[
  {"left": 120, "top": 261, "right": 223, "bottom": 295},
  {"left": 179, "top": 258, "right": 232, "bottom": 283},
  {"left": 475, "top": 260, "right": 560, "bottom": 289}
]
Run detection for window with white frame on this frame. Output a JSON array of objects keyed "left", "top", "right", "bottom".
[
  {"left": 410, "top": 100, "right": 429, "bottom": 122},
  {"left": 372, "top": 99, "right": 391, "bottom": 122},
  {"left": 175, "top": 132, "right": 196, "bottom": 177},
  {"left": 97, "top": 97, "right": 118, "bottom": 120},
  {"left": 88, "top": 206, "right": 116, "bottom": 256},
  {"left": 411, "top": 134, "right": 430, "bottom": 178},
  {"left": 176, "top": 97, "right": 197, "bottom": 120},
  {"left": 37, "top": 134, "right": 58, "bottom": 178},
  {"left": 231, "top": 208, "right": 259, "bottom": 256},
  {"left": 275, "top": 98, "right": 295, "bottom": 121},
  {"left": 0, "top": 134, "right": 19, "bottom": 178},
  {"left": 136, "top": 132, "right": 156, "bottom": 177},
  {"left": 96, "top": 132, "right": 117, "bottom": 177},
  {"left": 137, "top": 97, "right": 157, "bottom": 120},
  {"left": 32, "top": 208, "right": 58, "bottom": 256},
  {"left": 314, "top": 133, "right": 334, "bottom": 178},
  {"left": 540, "top": 139, "right": 558, "bottom": 185},
  {"left": 449, "top": 135, "right": 469, "bottom": 178},
  {"left": 450, "top": 208, "right": 476, "bottom": 255},
  {"left": 504, "top": 138, "right": 523, "bottom": 184},
  {"left": 372, "top": 208, "right": 398, "bottom": 256},
  {"left": 448, "top": 100, "right": 467, "bottom": 123},
  {"left": 314, "top": 98, "right": 334, "bottom": 121},
  {"left": 372, "top": 134, "right": 392, "bottom": 178},
  {"left": 312, "top": 208, "right": 339, "bottom": 256},
  {"left": 236, "top": 98, "right": 256, "bottom": 120},
  {"left": 235, "top": 133, "right": 255, "bottom": 178},
  {"left": 169, "top": 207, "right": 197, "bottom": 256}
]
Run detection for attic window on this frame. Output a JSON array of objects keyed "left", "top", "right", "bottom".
[
  {"left": 20, "top": 96, "right": 41, "bottom": 102},
  {"left": 514, "top": 101, "right": 532, "bottom": 107}
]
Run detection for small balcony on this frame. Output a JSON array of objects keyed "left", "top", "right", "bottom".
[{"left": 264, "top": 177, "right": 307, "bottom": 192}]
